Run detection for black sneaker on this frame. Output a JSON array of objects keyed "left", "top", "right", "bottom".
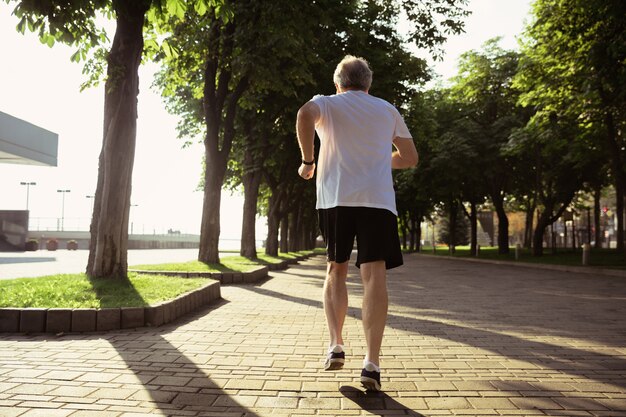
[
  {"left": 360, "top": 363, "right": 381, "bottom": 391},
  {"left": 324, "top": 346, "right": 345, "bottom": 371}
]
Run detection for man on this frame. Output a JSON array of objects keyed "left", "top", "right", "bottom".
[{"left": 296, "top": 55, "right": 418, "bottom": 391}]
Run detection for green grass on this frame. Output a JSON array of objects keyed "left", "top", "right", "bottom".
[
  {"left": 0, "top": 273, "right": 209, "bottom": 308},
  {"left": 0, "top": 249, "right": 323, "bottom": 309},
  {"left": 130, "top": 250, "right": 322, "bottom": 272},
  {"left": 416, "top": 246, "right": 626, "bottom": 269}
]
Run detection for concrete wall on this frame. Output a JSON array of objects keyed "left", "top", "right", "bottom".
[
  {"left": 25, "top": 231, "right": 200, "bottom": 250},
  {"left": 0, "top": 210, "right": 29, "bottom": 251}
]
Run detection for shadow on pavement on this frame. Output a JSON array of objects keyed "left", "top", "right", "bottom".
[
  {"left": 0, "top": 257, "right": 56, "bottom": 264},
  {"left": 245, "top": 263, "right": 626, "bottom": 392},
  {"left": 340, "top": 386, "right": 425, "bottom": 416},
  {"left": 108, "top": 300, "right": 263, "bottom": 416}
]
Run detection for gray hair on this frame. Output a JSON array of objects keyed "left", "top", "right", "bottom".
[{"left": 333, "top": 55, "right": 373, "bottom": 91}]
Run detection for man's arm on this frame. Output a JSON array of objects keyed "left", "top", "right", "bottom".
[
  {"left": 391, "top": 137, "right": 419, "bottom": 169},
  {"left": 296, "top": 101, "right": 320, "bottom": 180}
]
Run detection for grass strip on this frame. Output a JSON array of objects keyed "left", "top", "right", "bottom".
[
  {"left": 0, "top": 249, "right": 324, "bottom": 309},
  {"left": 416, "top": 246, "right": 625, "bottom": 269},
  {"left": 130, "top": 250, "right": 323, "bottom": 272},
  {"left": 0, "top": 273, "right": 209, "bottom": 309}
]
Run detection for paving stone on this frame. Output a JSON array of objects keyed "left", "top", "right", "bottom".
[
  {"left": 71, "top": 309, "right": 96, "bottom": 332},
  {"left": 232, "top": 273, "right": 244, "bottom": 284},
  {"left": 45, "top": 308, "right": 73, "bottom": 334},
  {"left": 425, "top": 397, "right": 472, "bottom": 409},
  {"left": 254, "top": 396, "right": 298, "bottom": 408},
  {"left": 0, "top": 309, "right": 20, "bottom": 333},
  {"left": 0, "top": 406, "right": 26, "bottom": 416},
  {"left": 96, "top": 309, "right": 121, "bottom": 332},
  {"left": 509, "top": 397, "right": 564, "bottom": 410},
  {"left": 120, "top": 308, "right": 144, "bottom": 329},
  {"left": 221, "top": 272, "right": 234, "bottom": 285},
  {"left": 144, "top": 305, "right": 164, "bottom": 327},
  {"left": 19, "top": 309, "right": 46, "bottom": 333},
  {"left": 1, "top": 254, "right": 626, "bottom": 417},
  {"left": 162, "top": 302, "right": 173, "bottom": 324},
  {"left": 224, "top": 379, "right": 265, "bottom": 390},
  {"left": 172, "top": 392, "right": 217, "bottom": 406},
  {"left": 468, "top": 397, "right": 517, "bottom": 409}
]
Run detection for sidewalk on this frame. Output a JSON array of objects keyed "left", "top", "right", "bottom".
[{"left": 0, "top": 254, "right": 625, "bottom": 416}]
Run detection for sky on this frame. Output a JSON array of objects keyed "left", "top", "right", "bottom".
[{"left": 0, "top": 0, "right": 532, "bottom": 239}]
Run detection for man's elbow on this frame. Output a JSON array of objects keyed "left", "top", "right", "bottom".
[{"left": 407, "top": 151, "right": 419, "bottom": 168}]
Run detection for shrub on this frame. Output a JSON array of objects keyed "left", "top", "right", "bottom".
[
  {"left": 25, "top": 239, "right": 39, "bottom": 251},
  {"left": 46, "top": 239, "right": 59, "bottom": 251}
]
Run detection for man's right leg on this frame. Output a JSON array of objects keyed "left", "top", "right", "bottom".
[{"left": 324, "top": 260, "right": 349, "bottom": 348}]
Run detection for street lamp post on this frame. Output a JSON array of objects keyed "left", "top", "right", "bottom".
[
  {"left": 57, "top": 189, "right": 71, "bottom": 231},
  {"left": 86, "top": 195, "right": 95, "bottom": 213},
  {"left": 130, "top": 204, "right": 138, "bottom": 235},
  {"left": 19, "top": 181, "right": 36, "bottom": 210}
]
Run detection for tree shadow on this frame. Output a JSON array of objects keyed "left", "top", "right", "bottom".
[
  {"left": 242, "top": 267, "right": 626, "bottom": 391},
  {"left": 97, "top": 301, "right": 265, "bottom": 416},
  {"left": 71, "top": 272, "right": 264, "bottom": 416},
  {"left": 389, "top": 254, "right": 626, "bottom": 348},
  {"left": 339, "top": 385, "right": 425, "bottom": 416}
]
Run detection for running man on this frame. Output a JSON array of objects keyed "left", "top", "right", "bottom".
[{"left": 296, "top": 55, "right": 418, "bottom": 391}]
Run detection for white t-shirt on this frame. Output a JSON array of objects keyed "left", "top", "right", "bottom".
[{"left": 311, "top": 90, "right": 412, "bottom": 216}]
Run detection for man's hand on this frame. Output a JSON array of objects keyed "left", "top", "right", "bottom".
[{"left": 298, "top": 163, "right": 316, "bottom": 180}]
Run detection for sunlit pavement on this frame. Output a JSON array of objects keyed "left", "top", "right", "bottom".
[
  {"left": 0, "top": 254, "right": 625, "bottom": 416},
  {"left": 0, "top": 249, "right": 234, "bottom": 280}
]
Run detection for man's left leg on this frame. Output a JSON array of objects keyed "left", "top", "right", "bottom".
[{"left": 359, "top": 260, "right": 387, "bottom": 391}]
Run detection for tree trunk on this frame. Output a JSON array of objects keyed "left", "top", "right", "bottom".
[
  {"left": 87, "top": 1, "right": 149, "bottom": 279},
  {"left": 617, "top": 183, "right": 624, "bottom": 253},
  {"left": 532, "top": 210, "right": 551, "bottom": 256},
  {"left": 279, "top": 212, "right": 289, "bottom": 253},
  {"left": 492, "top": 193, "right": 510, "bottom": 254},
  {"left": 594, "top": 187, "right": 602, "bottom": 248},
  {"left": 239, "top": 119, "right": 264, "bottom": 258},
  {"left": 288, "top": 210, "right": 297, "bottom": 252},
  {"left": 523, "top": 198, "right": 535, "bottom": 249},
  {"left": 401, "top": 215, "right": 408, "bottom": 250},
  {"left": 551, "top": 222, "right": 557, "bottom": 254},
  {"left": 197, "top": 19, "right": 248, "bottom": 264},
  {"left": 415, "top": 216, "right": 422, "bottom": 252},
  {"left": 563, "top": 217, "right": 568, "bottom": 249},
  {"left": 240, "top": 170, "right": 262, "bottom": 258},
  {"left": 448, "top": 200, "right": 457, "bottom": 254},
  {"left": 199, "top": 156, "right": 225, "bottom": 264},
  {"left": 265, "top": 193, "right": 280, "bottom": 256},
  {"left": 469, "top": 201, "right": 477, "bottom": 256},
  {"left": 601, "top": 104, "right": 625, "bottom": 252}
]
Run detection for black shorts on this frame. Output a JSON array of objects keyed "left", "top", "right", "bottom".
[{"left": 318, "top": 206, "right": 403, "bottom": 270}]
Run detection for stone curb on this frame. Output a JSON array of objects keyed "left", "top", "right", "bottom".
[
  {"left": 0, "top": 280, "right": 220, "bottom": 334},
  {"left": 0, "top": 253, "right": 320, "bottom": 335},
  {"left": 413, "top": 252, "right": 626, "bottom": 278}
]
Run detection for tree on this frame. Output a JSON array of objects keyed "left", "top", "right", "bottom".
[
  {"left": 507, "top": 111, "right": 594, "bottom": 256},
  {"left": 450, "top": 39, "right": 528, "bottom": 254},
  {"left": 6, "top": 0, "right": 211, "bottom": 279},
  {"left": 155, "top": 0, "right": 345, "bottom": 263},
  {"left": 518, "top": 0, "right": 626, "bottom": 252},
  {"left": 438, "top": 205, "right": 470, "bottom": 247}
]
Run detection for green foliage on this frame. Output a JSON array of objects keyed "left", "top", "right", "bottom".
[
  {"left": 438, "top": 206, "right": 470, "bottom": 246},
  {"left": 515, "top": 0, "right": 625, "bottom": 189}
]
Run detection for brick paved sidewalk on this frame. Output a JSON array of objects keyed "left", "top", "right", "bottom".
[{"left": 0, "top": 254, "right": 625, "bottom": 416}]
